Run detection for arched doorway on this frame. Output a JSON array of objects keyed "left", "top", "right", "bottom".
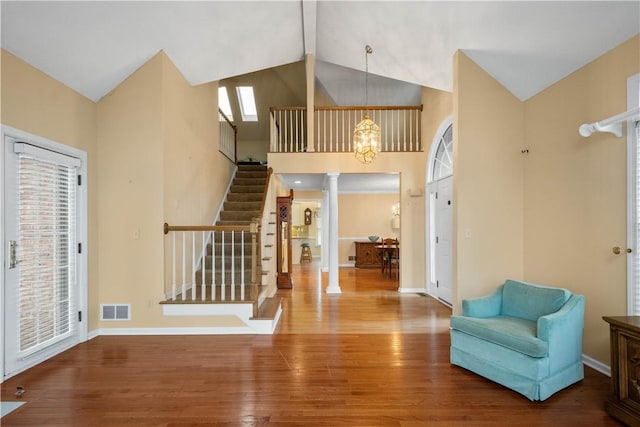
[{"left": 426, "top": 117, "right": 453, "bottom": 306}]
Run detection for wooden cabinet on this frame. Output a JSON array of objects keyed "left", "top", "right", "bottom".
[
  {"left": 355, "top": 241, "right": 382, "bottom": 269},
  {"left": 603, "top": 316, "right": 640, "bottom": 426}
]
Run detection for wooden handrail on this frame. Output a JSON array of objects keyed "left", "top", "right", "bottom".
[
  {"left": 270, "top": 105, "right": 423, "bottom": 112},
  {"left": 218, "top": 108, "right": 237, "bottom": 131},
  {"left": 316, "top": 105, "right": 423, "bottom": 111},
  {"left": 164, "top": 223, "right": 251, "bottom": 235}
]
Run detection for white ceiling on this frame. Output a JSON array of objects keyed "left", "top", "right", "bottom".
[{"left": 2, "top": 1, "right": 638, "bottom": 103}]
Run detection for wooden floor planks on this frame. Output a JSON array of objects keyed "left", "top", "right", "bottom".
[{"left": 0, "top": 262, "right": 622, "bottom": 426}]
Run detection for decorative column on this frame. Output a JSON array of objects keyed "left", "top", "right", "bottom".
[
  {"left": 305, "top": 53, "right": 315, "bottom": 152},
  {"left": 326, "top": 173, "right": 341, "bottom": 294},
  {"left": 321, "top": 189, "right": 329, "bottom": 272}
]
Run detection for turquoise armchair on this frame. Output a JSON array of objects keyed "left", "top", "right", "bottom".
[{"left": 450, "top": 280, "right": 585, "bottom": 401}]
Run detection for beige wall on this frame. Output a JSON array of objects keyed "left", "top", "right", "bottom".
[
  {"left": 0, "top": 49, "right": 100, "bottom": 329},
  {"left": 338, "top": 193, "right": 400, "bottom": 264},
  {"left": 523, "top": 35, "right": 640, "bottom": 364},
  {"left": 238, "top": 139, "right": 268, "bottom": 163},
  {"left": 97, "top": 51, "right": 236, "bottom": 329},
  {"left": 453, "top": 51, "right": 525, "bottom": 313},
  {"left": 96, "top": 52, "right": 166, "bottom": 326}
]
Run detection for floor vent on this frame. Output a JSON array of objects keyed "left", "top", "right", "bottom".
[{"left": 101, "top": 304, "right": 131, "bottom": 321}]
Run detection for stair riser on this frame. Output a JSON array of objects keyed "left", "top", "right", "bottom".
[
  {"left": 223, "top": 202, "right": 262, "bottom": 211},
  {"left": 226, "top": 194, "right": 263, "bottom": 202},
  {"left": 220, "top": 211, "right": 260, "bottom": 221},
  {"left": 236, "top": 172, "right": 267, "bottom": 179},
  {"left": 237, "top": 165, "right": 267, "bottom": 172},
  {"left": 230, "top": 185, "right": 265, "bottom": 193},
  {"left": 233, "top": 178, "right": 266, "bottom": 186}
]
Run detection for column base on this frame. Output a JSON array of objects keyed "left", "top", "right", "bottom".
[{"left": 326, "top": 285, "right": 342, "bottom": 294}]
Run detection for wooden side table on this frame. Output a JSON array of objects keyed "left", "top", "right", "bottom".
[{"left": 603, "top": 316, "right": 640, "bottom": 426}]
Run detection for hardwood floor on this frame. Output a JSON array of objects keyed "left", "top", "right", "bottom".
[{"left": 1, "top": 262, "right": 621, "bottom": 426}]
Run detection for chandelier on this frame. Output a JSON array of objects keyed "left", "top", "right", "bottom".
[{"left": 354, "top": 45, "right": 381, "bottom": 164}]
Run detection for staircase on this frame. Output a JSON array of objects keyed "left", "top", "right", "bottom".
[
  {"left": 195, "top": 163, "right": 268, "bottom": 288},
  {"left": 217, "top": 164, "right": 268, "bottom": 226},
  {"left": 161, "top": 163, "right": 281, "bottom": 334}
]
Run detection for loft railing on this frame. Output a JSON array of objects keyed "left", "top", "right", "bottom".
[
  {"left": 270, "top": 105, "right": 423, "bottom": 153},
  {"left": 219, "top": 109, "right": 237, "bottom": 163}
]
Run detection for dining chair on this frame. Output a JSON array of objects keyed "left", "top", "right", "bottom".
[{"left": 380, "top": 238, "right": 398, "bottom": 277}]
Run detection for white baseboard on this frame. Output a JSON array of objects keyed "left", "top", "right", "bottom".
[
  {"left": 583, "top": 354, "right": 610, "bottom": 376},
  {"left": 398, "top": 287, "right": 427, "bottom": 294},
  {"left": 94, "top": 326, "right": 259, "bottom": 336}
]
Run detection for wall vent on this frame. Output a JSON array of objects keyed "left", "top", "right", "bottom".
[{"left": 101, "top": 304, "right": 131, "bottom": 321}]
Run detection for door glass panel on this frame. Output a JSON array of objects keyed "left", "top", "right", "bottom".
[{"left": 17, "top": 154, "right": 77, "bottom": 355}]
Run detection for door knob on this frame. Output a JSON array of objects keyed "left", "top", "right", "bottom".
[{"left": 613, "top": 246, "right": 633, "bottom": 255}]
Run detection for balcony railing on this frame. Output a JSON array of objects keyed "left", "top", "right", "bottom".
[{"left": 270, "top": 105, "right": 423, "bottom": 154}]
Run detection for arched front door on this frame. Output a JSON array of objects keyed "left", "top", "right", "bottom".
[{"left": 427, "top": 118, "right": 453, "bottom": 306}]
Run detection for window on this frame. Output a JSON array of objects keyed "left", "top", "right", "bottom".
[
  {"left": 432, "top": 123, "right": 453, "bottom": 181},
  {"left": 236, "top": 86, "right": 258, "bottom": 122},
  {"left": 218, "top": 87, "right": 233, "bottom": 121}
]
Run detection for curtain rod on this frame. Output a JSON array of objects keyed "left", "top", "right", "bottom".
[{"left": 579, "top": 107, "right": 640, "bottom": 138}]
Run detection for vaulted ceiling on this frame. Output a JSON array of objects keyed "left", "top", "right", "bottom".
[{"left": 2, "top": 1, "right": 638, "bottom": 104}]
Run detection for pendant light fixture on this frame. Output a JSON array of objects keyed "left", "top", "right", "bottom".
[{"left": 354, "top": 45, "right": 381, "bottom": 164}]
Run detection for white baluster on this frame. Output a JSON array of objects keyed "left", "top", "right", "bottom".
[
  {"left": 181, "top": 232, "right": 186, "bottom": 300},
  {"left": 172, "top": 232, "right": 176, "bottom": 300},
  {"left": 212, "top": 231, "right": 216, "bottom": 300},
  {"left": 201, "top": 231, "right": 206, "bottom": 301},
  {"left": 192, "top": 231, "right": 196, "bottom": 301},
  {"left": 241, "top": 230, "right": 245, "bottom": 300},
  {"left": 231, "top": 230, "right": 235, "bottom": 300},
  {"left": 221, "top": 230, "right": 225, "bottom": 301}
]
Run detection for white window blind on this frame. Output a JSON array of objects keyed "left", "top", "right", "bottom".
[{"left": 16, "top": 152, "right": 77, "bottom": 356}]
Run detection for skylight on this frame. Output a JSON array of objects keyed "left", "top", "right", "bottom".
[
  {"left": 218, "top": 86, "right": 233, "bottom": 121},
  {"left": 236, "top": 86, "right": 258, "bottom": 122}
]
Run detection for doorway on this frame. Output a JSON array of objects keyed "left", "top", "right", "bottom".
[
  {"left": 427, "top": 118, "right": 453, "bottom": 306},
  {"left": 2, "top": 126, "right": 87, "bottom": 379}
]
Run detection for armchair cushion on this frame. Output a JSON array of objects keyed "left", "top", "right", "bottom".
[
  {"left": 450, "top": 315, "right": 548, "bottom": 357},
  {"left": 501, "top": 280, "right": 571, "bottom": 322}
]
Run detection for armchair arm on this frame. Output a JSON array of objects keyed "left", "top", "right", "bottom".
[
  {"left": 537, "top": 295, "right": 585, "bottom": 372},
  {"left": 462, "top": 285, "right": 503, "bottom": 318}
]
